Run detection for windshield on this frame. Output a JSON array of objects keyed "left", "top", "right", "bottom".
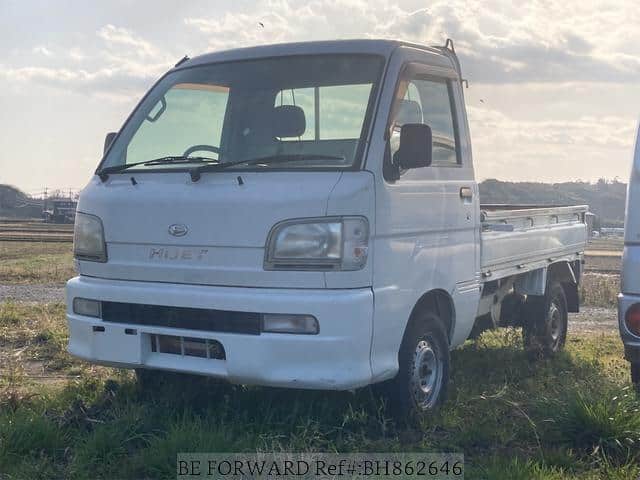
[{"left": 100, "top": 54, "right": 384, "bottom": 172}]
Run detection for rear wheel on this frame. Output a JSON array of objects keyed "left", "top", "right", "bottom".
[
  {"left": 631, "top": 363, "right": 640, "bottom": 393},
  {"left": 523, "top": 280, "right": 568, "bottom": 358},
  {"left": 383, "top": 310, "right": 450, "bottom": 418}
]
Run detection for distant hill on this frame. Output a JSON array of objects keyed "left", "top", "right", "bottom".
[
  {"left": 480, "top": 179, "right": 626, "bottom": 228},
  {"left": 0, "top": 184, "right": 42, "bottom": 219}
]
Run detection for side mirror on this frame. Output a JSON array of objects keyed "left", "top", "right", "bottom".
[
  {"left": 104, "top": 132, "right": 117, "bottom": 155},
  {"left": 394, "top": 123, "right": 432, "bottom": 169}
]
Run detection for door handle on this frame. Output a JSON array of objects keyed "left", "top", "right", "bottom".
[{"left": 460, "top": 187, "right": 473, "bottom": 200}]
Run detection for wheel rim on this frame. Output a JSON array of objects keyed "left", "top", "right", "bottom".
[
  {"left": 548, "top": 302, "right": 562, "bottom": 349},
  {"left": 411, "top": 339, "right": 443, "bottom": 410}
]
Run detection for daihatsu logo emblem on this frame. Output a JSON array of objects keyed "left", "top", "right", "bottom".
[{"left": 168, "top": 224, "right": 188, "bottom": 237}]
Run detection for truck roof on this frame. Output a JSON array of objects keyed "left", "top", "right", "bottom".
[{"left": 179, "top": 38, "right": 452, "bottom": 70}]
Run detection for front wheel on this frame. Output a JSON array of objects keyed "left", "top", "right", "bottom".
[
  {"left": 523, "top": 280, "right": 568, "bottom": 358},
  {"left": 383, "top": 310, "right": 450, "bottom": 418}
]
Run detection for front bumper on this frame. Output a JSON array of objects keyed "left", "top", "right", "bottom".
[
  {"left": 618, "top": 293, "right": 640, "bottom": 363},
  {"left": 66, "top": 276, "right": 374, "bottom": 390}
]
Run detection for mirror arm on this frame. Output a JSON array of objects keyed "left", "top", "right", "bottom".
[
  {"left": 103, "top": 132, "right": 117, "bottom": 155},
  {"left": 382, "top": 141, "right": 400, "bottom": 182}
]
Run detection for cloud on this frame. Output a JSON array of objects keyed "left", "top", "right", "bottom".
[
  {"left": 468, "top": 105, "right": 636, "bottom": 181},
  {"left": 1, "top": 25, "right": 173, "bottom": 99},
  {"left": 0, "top": 64, "right": 155, "bottom": 99},
  {"left": 469, "top": 106, "right": 635, "bottom": 149},
  {"left": 68, "top": 48, "right": 86, "bottom": 62},
  {"left": 184, "top": 0, "right": 640, "bottom": 84},
  {"left": 32, "top": 45, "right": 53, "bottom": 57},
  {"left": 6, "top": 0, "right": 640, "bottom": 100},
  {"left": 97, "top": 24, "right": 161, "bottom": 60}
]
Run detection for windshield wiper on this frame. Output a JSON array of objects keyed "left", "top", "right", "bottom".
[
  {"left": 188, "top": 154, "right": 345, "bottom": 182},
  {"left": 98, "top": 156, "right": 219, "bottom": 182},
  {"left": 145, "top": 155, "right": 218, "bottom": 165}
]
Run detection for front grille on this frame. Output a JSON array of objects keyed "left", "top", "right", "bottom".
[
  {"left": 101, "top": 301, "right": 261, "bottom": 335},
  {"left": 150, "top": 334, "right": 226, "bottom": 360}
]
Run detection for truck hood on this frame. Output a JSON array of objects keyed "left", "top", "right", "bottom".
[{"left": 76, "top": 171, "right": 345, "bottom": 288}]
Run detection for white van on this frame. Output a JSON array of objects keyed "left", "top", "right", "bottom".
[
  {"left": 67, "top": 39, "right": 589, "bottom": 415},
  {"left": 619, "top": 123, "right": 640, "bottom": 390}
]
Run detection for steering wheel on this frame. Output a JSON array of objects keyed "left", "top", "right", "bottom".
[{"left": 183, "top": 144, "right": 221, "bottom": 157}]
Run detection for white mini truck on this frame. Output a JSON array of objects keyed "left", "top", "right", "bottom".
[
  {"left": 67, "top": 39, "right": 588, "bottom": 415},
  {"left": 619, "top": 123, "right": 640, "bottom": 390}
]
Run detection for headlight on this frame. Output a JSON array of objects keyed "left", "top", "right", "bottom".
[
  {"left": 73, "top": 212, "right": 107, "bottom": 262},
  {"left": 265, "top": 217, "right": 369, "bottom": 271}
]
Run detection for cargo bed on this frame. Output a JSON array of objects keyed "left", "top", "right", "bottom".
[{"left": 480, "top": 204, "right": 589, "bottom": 281}]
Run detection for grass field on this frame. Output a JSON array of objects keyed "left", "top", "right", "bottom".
[
  {"left": 1, "top": 239, "right": 637, "bottom": 479},
  {"left": 1, "top": 301, "right": 639, "bottom": 479},
  {"left": 0, "top": 241, "right": 74, "bottom": 284}
]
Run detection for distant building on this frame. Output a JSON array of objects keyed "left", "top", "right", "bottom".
[
  {"left": 600, "top": 227, "right": 625, "bottom": 237},
  {"left": 43, "top": 199, "right": 77, "bottom": 223}
]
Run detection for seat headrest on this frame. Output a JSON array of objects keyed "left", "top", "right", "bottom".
[
  {"left": 395, "top": 99, "right": 423, "bottom": 125},
  {"left": 272, "top": 105, "right": 306, "bottom": 138}
]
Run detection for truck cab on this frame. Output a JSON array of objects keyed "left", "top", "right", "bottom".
[
  {"left": 67, "top": 39, "right": 588, "bottom": 415},
  {"left": 619, "top": 123, "right": 640, "bottom": 389}
]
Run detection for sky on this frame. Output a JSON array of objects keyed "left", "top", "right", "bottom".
[{"left": 1, "top": 0, "right": 638, "bottom": 195}]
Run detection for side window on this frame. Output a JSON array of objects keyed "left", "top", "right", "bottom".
[{"left": 390, "top": 75, "right": 460, "bottom": 166}]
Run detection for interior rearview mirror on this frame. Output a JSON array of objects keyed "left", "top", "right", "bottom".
[
  {"left": 104, "top": 132, "right": 117, "bottom": 155},
  {"left": 394, "top": 123, "right": 432, "bottom": 170}
]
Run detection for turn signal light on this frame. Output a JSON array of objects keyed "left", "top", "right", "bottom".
[
  {"left": 625, "top": 303, "right": 640, "bottom": 336},
  {"left": 73, "top": 298, "right": 102, "bottom": 318},
  {"left": 262, "top": 314, "right": 319, "bottom": 334}
]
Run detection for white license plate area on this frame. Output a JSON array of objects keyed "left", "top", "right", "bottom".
[{"left": 91, "top": 325, "right": 142, "bottom": 364}]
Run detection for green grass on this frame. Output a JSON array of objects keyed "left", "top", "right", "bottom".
[
  {"left": 0, "top": 301, "right": 78, "bottom": 376},
  {"left": 0, "top": 302, "right": 639, "bottom": 479},
  {"left": 0, "top": 241, "right": 73, "bottom": 284}
]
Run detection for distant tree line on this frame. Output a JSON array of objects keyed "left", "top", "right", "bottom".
[
  {"left": 0, "top": 184, "right": 42, "bottom": 219},
  {"left": 480, "top": 178, "right": 626, "bottom": 228}
]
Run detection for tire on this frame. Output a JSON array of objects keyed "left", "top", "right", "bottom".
[
  {"left": 632, "top": 363, "right": 640, "bottom": 393},
  {"left": 523, "top": 280, "right": 568, "bottom": 359},
  {"left": 383, "top": 310, "right": 450, "bottom": 418}
]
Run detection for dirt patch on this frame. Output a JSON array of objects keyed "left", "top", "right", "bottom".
[
  {"left": 569, "top": 307, "right": 617, "bottom": 334},
  {"left": 0, "top": 343, "right": 77, "bottom": 388},
  {"left": 0, "top": 283, "right": 65, "bottom": 303},
  {"left": 584, "top": 254, "right": 621, "bottom": 272}
]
